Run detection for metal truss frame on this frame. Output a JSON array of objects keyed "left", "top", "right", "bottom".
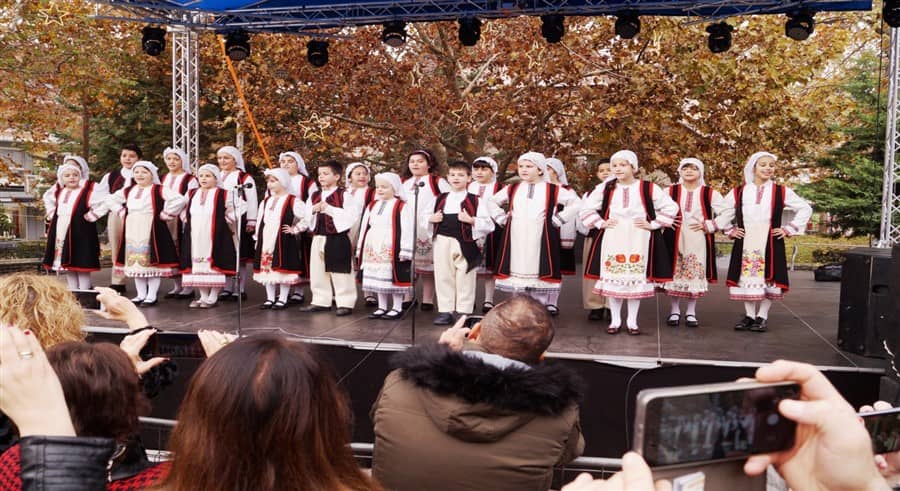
[
  {"left": 170, "top": 24, "right": 200, "bottom": 170},
  {"left": 880, "top": 29, "right": 900, "bottom": 247}
]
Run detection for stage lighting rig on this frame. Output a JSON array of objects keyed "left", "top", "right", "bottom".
[
  {"left": 225, "top": 30, "right": 251, "bottom": 61},
  {"left": 141, "top": 26, "right": 166, "bottom": 56},
  {"left": 706, "top": 22, "right": 733, "bottom": 53},
  {"left": 886, "top": 0, "right": 900, "bottom": 27},
  {"left": 307, "top": 40, "right": 328, "bottom": 67},
  {"left": 459, "top": 18, "right": 482, "bottom": 47},
  {"left": 541, "top": 14, "right": 565, "bottom": 43},
  {"left": 615, "top": 12, "right": 640, "bottom": 39},
  {"left": 382, "top": 21, "right": 407, "bottom": 47},
  {"left": 785, "top": 11, "right": 815, "bottom": 40}
]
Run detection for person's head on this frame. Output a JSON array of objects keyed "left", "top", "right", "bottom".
[
  {"left": 166, "top": 334, "right": 376, "bottom": 491},
  {"left": 468, "top": 295, "right": 554, "bottom": 365},
  {"left": 197, "top": 164, "right": 221, "bottom": 190},
  {"left": 279, "top": 151, "right": 307, "bottom": 177},
  {"left": 120, "top": 144, "right": 142, "bottom": 169},
  {"left": 544, "top": 158, "right": 568, "bottom": 186},
  {"left": 404, "top": 149, "right": 438, "bottom": 179},
  {"left": 516, "top": 152, "right": 546, "bottom": 184},
  {"left": 346, "top": 162, "right": 371, "bottom": 190},
  {"left": 317, "top": 160, "right": 343, "bottom": 189},
  {"left": 595, "top": 160, "right": 611, "bottom": 182},
  {"left": 610, "top": 150, "right": 639, "bottom": 184},
  {"left": 46, "top": 342, "right": 148, "bottom": 443},
  {"left": 678, "top": 158, "right": 705, "bottom": 185},
  {"left": 57, "top": 164, "right": 82, "bottom": 189},
  {"left": 0, "top": 273, "right": 84, "bottom": 347},
  {"left": 217, "top": 146, "right": 245, "bottom": 173},
  {"left": 745, "top": 152, "right": 777, "bottom": 185},
  {"left": 131, "top": 161, "right": 158, "bottom": 187},
  {"left": 164, "top": 147, "right": 191, "bottom": 175},
  {"left": 265, "top": 168, "right": 291, "bottom": 196},
  {"left": 63, "top": 155, "right": 89, "bottom": 180},
  {"left": 446, "top": 161, "right": 472, "bottom": 191},
  {"left": 374, "top": 172, "right": 403, "bottom": 201},
  {"left": 472, "top": 157, "right": 497, "bottom": 184}
]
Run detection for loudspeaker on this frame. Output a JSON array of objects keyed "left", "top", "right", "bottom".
[
  {"left": 885, "top": 244, "right": 900, "bottom": 361},
  {"left": 838, "top": 247, "right": 893, "bottom": 357}
]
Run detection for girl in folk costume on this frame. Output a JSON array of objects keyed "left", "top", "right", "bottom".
[
  {"left": 180, "top": 164, "right": 242, "bottom": 309},
  {"left": 217, "top": 146, "right": 259, "bottom": 301},
  {"left": 99, "top": 144, "right": 142, "bottom": 294},
  {"left": 577, "top": 160, "right": 612, "bottom": 321},
  {"left": 467, "top": 156, "right": 504, "bottom": 313},
  {"left": 718, "top": 152, "right": 812, "bottom": 332},
  {"left": 162, "top": 147, "right": 199, "bottom": 300},
  {"left": 345, "top": 161, "right": 378, "bottom": 306},
  {"left": 42, "top": 154, "right": 91, "bottom": 215},
  {"left": 279, "top": 151, "right": 317, "bottom": 305},
  {"left": 490, "top": 152, "right": 580, "bottom": 307},
  {"left": 253, "top": 168, "right": 307, "bottom": 310},
  {"left": 104, "top": 161, "right": 187, "bottom": 306},
  {"left": 580, "top": 150, "right": 678, "bottom": 335},
  {"left": 42, "top": 162, "right": 108, "bottom": 290},
  {"left": 662, "top": 158, "right": 729, "bottom": 328},
  {"left": 401, "top": 149, "right": 451, "bottom": 311},
  {"left": 356, "top": 172, "right": 414, "bottom": 320},
  {"left": 544, "top": 157, "right": 582, "bottom": 315}
]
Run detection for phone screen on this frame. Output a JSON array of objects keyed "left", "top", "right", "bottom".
[
  {"left": 862, "top": 408, "right": 900, "bottom": 454},
  {"left": 144, "top": 332, "right": 206, "bottom": 359},
  {"left": 71, "top": 289, "right": 101, "bottom": 310},
  {"left": 641, "top": 383, "right": 800, "bottom": 467}
]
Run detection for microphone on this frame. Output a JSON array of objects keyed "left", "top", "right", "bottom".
[
  {"left": 416, "top": 181, "right": 426, "bottom": 187},
  {"left": 233, "top": 182, "right": 254, "bottom": 189}
]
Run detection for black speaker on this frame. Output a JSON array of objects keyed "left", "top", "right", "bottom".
[
  {"left": 838, "top": 247, "right": 893, "bottom": 357},
  {"left": 885, "top": 244, "right": 900, "bottom": 361}
]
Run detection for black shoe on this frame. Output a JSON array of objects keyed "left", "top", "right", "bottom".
[
  {"left": 335, "top": 307, "right": 353, "bottom": 316},
  {"left": 685, "top": 315, "right": 700, "bottom": 328},
  {"left": 588, "top": 309, "right": 604, "bottom": 321},
  {"left": 749, "top": 317, "right": 768, "bottom": 332},
  {"left": 421, "top": 303, "right": 434, "bottom": 312},
  {"left": 401, "top": 300, "right": 415, "bottom": 311},
  {"left": 176, "top": 292, "right": 195, "bottom": 300},
  {"left": 288, "top": 293, "right": 305, "bottom": 305},
  {"left": 110, "top": 284, "right": 127, "bottom": 295},
  {"left": 433, "top": 312, "right": 455, "bottom": 325},
  {"left": 602, "top": 308, "right": 612, "bottom": 322},
  {"left": 546, "top": 305, "right": 560, "bottom": 316},
  {"left": 368, "top": 308, "right": 387, "bottom": 319},
  {"left": 365, "top": 296, "right": 378, "bottom": 307},
  {"left": 260, "top": 300, "right": 274, "bottom": 310},
  {"left": 139, "top": 299, "right": 158, "bottom": 307},
  {"left": 299, "top": 304, "right": 331, "bottom": 313},
  {"left": 382, "top": 309, "right": 402, "bottom": 320},
  {"left": 734, "top": 316, "right": 755, "bottom": 331},
  {"left": 164, "top": 292, "right": 180, "bottom": 299},
  {"left": 482, "top": 301, "right": 495, "bottom": 313},
  {"left": 667, "top": 314, "right": 681, "bottom": 327},
  {"left": 271, "top": 301, "right": 288, "bottom": 311},
  {"left": 219, "top": 290, "right": 234, "bottom": 300}
]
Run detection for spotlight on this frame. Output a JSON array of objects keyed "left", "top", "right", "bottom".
[
  {"left": 225, "top": 30, "right": 251, "bottom": 61},
  {"left": 382, "top": 21, "right": 407, "bottom": 47},
  {"left": 458, "top": 17, "right": 481, "bottom": 47},
  {"left": 307, "top": 40, "right": 328, "bottom": 67},
  {"left": 706, "top": 22, "right": 733, "bottom": 53},
  {"left": 541, "top": 14, "right": 565, "bottom": 44},
  {"left": 615, "top": 12, "right": 640, "bottom": 39},
  {"left": 785, "top": 11, "right": 814, "bottom": 40},
  {"left": 886, "top": 0, "right": 900, "bottom": 28},
  {"left": 141, "top": 25, "right": 166, "bottom": 56}
]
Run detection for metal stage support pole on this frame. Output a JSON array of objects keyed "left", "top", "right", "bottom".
[
  {"left": 880, "top": 29, "right": 900, "bottom": 247},
  {"left": 170, "top": 24, "right": 200, "bottom": 169}
]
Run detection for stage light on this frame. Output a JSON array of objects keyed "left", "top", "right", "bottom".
[
  {"left": 458, "top": 17, "right": 481, "bottom": 47},
  {"left": 615, "top": 12, "right": 640, "bottom": 39},
  {"left": 785, "top": 11, "right": 814, "bottom": 40},
  {"left": 141, "top": 26, "right": 166, "bottom": 56},
  {"left": 541, "top": 14, "right": 565, "bottom": 44},
  {"left": 225, "top": 30, "right": 251, "bottom": 61},
  {"left": 307, "top": 40, "right": 328, "bottom": 67},
  {"left": 886, "top": 0, "right": 900, "bottom": 27},
  {"left": 382, "top": 21, "right": 407, "bottom": 47},
  {"left": 706, "top": 22, "right": 733, "bottom": 53}
]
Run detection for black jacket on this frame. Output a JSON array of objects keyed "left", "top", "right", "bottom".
[{"left": 19, "top": 435, "right": 114, "bottom": 491}]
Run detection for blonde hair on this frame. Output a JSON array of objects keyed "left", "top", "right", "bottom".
[{"left": 0, "top": 273, "right": 84, "bottom": 347}]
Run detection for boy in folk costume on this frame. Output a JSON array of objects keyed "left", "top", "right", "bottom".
[
  {"left": 468, "top": 156, "right": 504, "bottom": 313},
  {"left": 180, "top": 164, "right": 242, "bottom": 309},
  {"left": 580, "top": 150, "right": 678, "bottom": 335},
  {"left": 300, "top": 161, "right": 362, "bottom": 316},
  {"left": 345, "top": 161, "right": 378, "bottom": 306},
  {"left": 490, "top": 152, "right": 580, "bottom": 307},
  {"left": 356, "top": 172, "right": 415, "bottom": 320},
  {"left": 103, "top": 161, "right": 187, "bottom": 306},
  {"left": 662, "top": 158, "right": 729, "bottom": 328},
  {"left": 279, "top": 151, "right": 317, "bottom": 305},
  {"left": 161, "top": 147, "right": 199, "bottom": 300},
  {"left": 42, "top": 162, "right": 108, "bottom": 290},
  {"left": 216, "top": 146, "right": 259, "bottom": 301},
  {"left": 718, "top": 152, "right": 812, "bottom": 332},
  {"left": 544, "top": 157, "right": 582, "bottom": 316},
  {"left": 254, "top": 168, "right": 307, "bottom": 310},
  {"left": 577, "top": 160, "right": 612, "bottom": 321},
  {"left": 402, "top": 149, "right": 451, "bottom": 311},
  {"left": 425, "top": 161, "right": 495, "bottom": 325},
  {"left": 97, "top": 143, "right": 142, "bottom": 294}
]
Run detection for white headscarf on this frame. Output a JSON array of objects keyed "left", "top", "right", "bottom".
[
  {"left": 610, "top": 150, "right": 639, "bottom": 172},
  {"left": 677, "top": 158, "right": 705, "bottom": 185},
  {"left": 279, "top": 151, "right": 308, "bottom": 177},
  {"left": 62, "top": 155, "right": 89, "bottom": 179},
  {"left": 217, "top": 146, "right": 245, "bottom": 172},
  {"left": 196, "top": 163, "right": 221, "bottom": 185},
  {"left": 56, "top": 163, "right": 82, "bottom": 185},
  {"left": 544, "top": 158, "right": 569, "bottom": 186},
  {"left": 744, "top": 152, "right": 777, "bottom": 185},
  {"left": 132, "top": 161, "right": 161, "bottom": 185},
  {"left": 164, "top": 147, "right": 192, "bottom": 174},
  {"left": 345, "top": 162, "right": 371, "bottom": 183},
  {"left": 517, "top": 151, "right": 548, "bottom": 181},
  {"left": 264, "top": 168, "right": 292, "bottom": 193},
  {"left": 374, "top": 172, "right": 407, "bottom": 201},
  {"left": 473, "top": 156, "right": 498, "bottom": 175}
]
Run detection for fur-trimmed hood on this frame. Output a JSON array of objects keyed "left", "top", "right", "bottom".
[{"left": 389, "top": 343, "right": 584, "bottom": 443}]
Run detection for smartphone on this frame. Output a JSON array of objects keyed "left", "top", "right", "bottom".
[
  {"left": 71, "top": 289, "right": 101, "bottom": 310},
  {"left": 861, "top": 407, "right": 900, "bottom": 454},
  {"left": 142, "top": 331, "right": 206, "bottom": 359},
  {"left": 463, "top": 315, "right": 483, "bottom": 328},
  {"left": 633, "top": 381, "right": 800, "bottom": 467}
]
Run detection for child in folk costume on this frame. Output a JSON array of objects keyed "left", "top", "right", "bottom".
[
  {"left": 345, "top": 161, "right": 378, "bottom": 306},
  {"left": 104, "top": 161, "right": 187, "bottom": 306},
  {"left": 662, "top": 158, "right": 728, "bottom": 328},
  {"left": 718, "top": 152, "right": 812, "bottom": 332},
  {"left": 254, "top": 168, "right": 307, "bottom": 310},
  {"left": 581, "top": 150, "right": 678, "bottom": 335},
  {"left": 279, "top": 151, "right": 317, "bottom": 305},
  {"left": 544, "top": 157, "right": 581, "bottom": 315},
  {"left": 402, "top": 149, "right": 451, "bottom": 311},
  {"left": 180, "top": 164, "right": 242, "bottom": 309},
  {"left": 42, "top": 162, "right": 108, "bottom": 290},
  {"left": 217, "top": 146, "right": 259, "bottom": 301},
  {"left": 426, "top": 161, "right": 495, "bottom": 325},
  {"left": 577, "top": 160, "right": 612, "bottom": 321},
  {"left": 98, "top": 143, "right": 142, "bottom": 294},
  {"left": 356, "top": 172, "right": 414, "bottom": 320},
  {"left": 299, "top": 161, "right": 362, "bottom": 316},
  {"left": 467, "top": 156, "right": 504, "bottom": 313},
  {"left": 162, "top": 147, "right": 199, "bottom": 300},
  {"left": 42, "top": 154, "right": 90, "bottom": 214},
  {"left": 490, "top": 152, "right": 580, "bottom": 307}
]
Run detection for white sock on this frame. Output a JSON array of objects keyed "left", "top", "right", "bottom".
[
  {"left": 278, "top": 285, "right": 290, "bottom": 303},
  {"left": 145, "top": 277, "right": 161, "bottom": 302},
  {"left": 608, "top": 297, "right": 624, "bottom": 327},
  {"left": 670, "top": 298, "right": 681, "bottom": 316},
  {"left": 744, "top": 302, "right": 757, "bottom": 318},
  {"left": 392, "top": 293, "right": 405, "bottom": 311},
  {"left": 265, "top": 284, "right": 276, "bottom": 302},
  {"left": 208, "top": 288, "right": 220, "bottom": 304},
  {"left": 547, "top": 291, "right": 560, "bottom": 307},
  {"left": 626, "top": 298, "right": 641, "bottom": 328},
  {"left": 378, "top": 293, "right": 390, "bottom": 311},
  {"left": 422, "top": 276, "right": 435, "bottom": 304},
  {"left": 169, "top": 277, "right": 182, "bottom": 294},
  {"left": 133, "top": 278, "right": 148, "bottom": 301},
  {"left": 77, "top": 272, "right": 92, "bottom": 290},
  {"left": 758, "top": 299, "right": 773, "bottom": 319},
  {"left": 196, "top": 288, "right": 208, "bottom": 303},
  {"left": 484, "top": 278, "right": 495, "bottom": 304},
  {"left": 65, "top": 274, "right": 79, "bottom": 290},
  {"left": 685, "top": 299, "right": 697, "bottom": 317}
]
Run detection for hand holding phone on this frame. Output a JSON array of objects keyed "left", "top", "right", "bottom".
[{"left": 70, "top": 289, "right": 102, "bottom": 310}]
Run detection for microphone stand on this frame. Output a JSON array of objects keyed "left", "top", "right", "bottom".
[
  {"left": 408, "top": 180, "right": 425, "bottom": 346},
  {"left": 232, "top": 182, "right": 248, "bottom": 339}
]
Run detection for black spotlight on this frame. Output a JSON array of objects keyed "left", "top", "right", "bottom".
[
  {"left": 307, "top": 40, "right": 329, "bottom": 67},
  {"left": 459, "top": 17, "right": 482, "bottom": 47},
  {"left": 785, "top": 11, "right": 814, "bottom": 40},
  {"left": 382, "top": 21, "right": 407, "bottom": 47},
  {"left": 706, "top": 22, "right": 733, "bottom": 53},
  {"left": 141, "top": 25, "right": 166, "bottom": 56},
  {"left": 886, "top": 0, "right": 900, "bottom": 27},
  {"left": 541, "top": 14, "right": 565, "bottom": 43},
  {"left": 615, "top": 12, "right": 640, "bottom": 39},
  {"left": 225, "top": 30, "right": 251, "bottom": 61}
]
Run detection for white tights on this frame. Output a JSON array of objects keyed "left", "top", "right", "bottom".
[
  {"left": 378, "top": 293, "right": 405, "bottom": 312},
  {"left": 743, "top": 299, "right": 773, "bottom": 319},
  {"left": 132, "top": 277, "right": 161, "bottom": 302},
  {"left": 64, "top": 272, "right": 92, "bottom": 290},
  {"left": 608, "top": 297, "right": 642, "bottom": 328}
]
